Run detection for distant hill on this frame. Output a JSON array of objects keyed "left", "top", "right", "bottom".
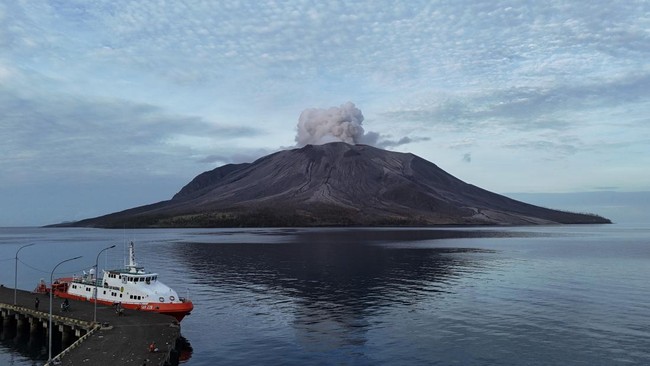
[
  {"left": 54, "top": 142, "right": 610, "bottom": 228},
  {"left": 507, "top": 191, "right": 650, "bottom": 225}
]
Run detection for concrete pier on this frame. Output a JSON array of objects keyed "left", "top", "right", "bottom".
[{"left": 0, "top": 285, "right": 182, "bottom": 365}]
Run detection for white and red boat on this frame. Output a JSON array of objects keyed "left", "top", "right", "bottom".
[{"left": 36, "top": 241, "right": 193, "bottom": 322}]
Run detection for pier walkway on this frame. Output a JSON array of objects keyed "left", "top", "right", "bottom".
[{"left": 0, "top": 285, "right": 181, "bottom": 366}]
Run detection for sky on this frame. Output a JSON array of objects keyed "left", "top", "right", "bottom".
[{"left": 1, "top": 0, "right": 649, "bottom": 226}]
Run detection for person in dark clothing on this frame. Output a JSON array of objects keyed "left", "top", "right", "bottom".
[{"left": 35, "top": 297, "right": 40, "bottom": 310}]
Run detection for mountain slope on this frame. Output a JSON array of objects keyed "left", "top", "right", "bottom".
[{"left": 60, "top": 143, "right": 610, "bottom": 227}]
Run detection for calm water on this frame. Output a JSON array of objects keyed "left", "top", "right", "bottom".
[{"left": 0, "top": 225, "right": 649, "bottom": 365}]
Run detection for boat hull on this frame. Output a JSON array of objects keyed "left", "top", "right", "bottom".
[{"left": 42, "top": 279, "right": 193, "bottom": 322}]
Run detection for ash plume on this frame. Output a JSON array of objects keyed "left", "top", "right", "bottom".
[
  {"left": 295, "top": 102, "right": 367, "bottom": 146},
  {"left": 294, "top": 102, "right": 429, "bottom": 149}
]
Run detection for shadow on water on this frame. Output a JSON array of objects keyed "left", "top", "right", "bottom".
[{"left": 0, "top": 334, "right": 46, "bottom": 364}]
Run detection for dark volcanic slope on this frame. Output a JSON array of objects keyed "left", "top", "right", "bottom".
[{"left": 64, "top": 142, "right": 610, "bottom": 227}]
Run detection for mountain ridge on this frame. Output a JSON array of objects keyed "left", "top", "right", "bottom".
[{"left": 53, "top": 143, "right": 610, "bottom": 228}]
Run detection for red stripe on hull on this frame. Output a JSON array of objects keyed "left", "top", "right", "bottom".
[{"left": 54, "top": 289, "right": 193, "bottom": 322}]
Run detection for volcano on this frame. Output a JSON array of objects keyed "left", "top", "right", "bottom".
[{"left": 59, "top": 142, "right": 610, "bottom": 227}]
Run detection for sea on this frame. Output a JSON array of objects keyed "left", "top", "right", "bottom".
[{"left": 0, "top": 224, "right": 649, "bottom": 365}]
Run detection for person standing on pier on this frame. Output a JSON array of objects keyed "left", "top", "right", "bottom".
[{"left": 35, "top": 297, "right": 39, "bottom": 310}]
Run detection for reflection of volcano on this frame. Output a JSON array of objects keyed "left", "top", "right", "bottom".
[{"left": 178, "top": 229, "right": 505, "bottom": 354}]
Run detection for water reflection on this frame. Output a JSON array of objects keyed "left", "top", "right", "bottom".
[{"left": 177, "top": 229, "right": 500, "bottom": 356}]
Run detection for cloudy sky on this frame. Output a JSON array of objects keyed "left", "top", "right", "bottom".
[{"left": 1, "top": 1, "right": 649, "bottom": 226}]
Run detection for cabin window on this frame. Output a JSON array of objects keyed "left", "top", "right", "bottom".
[
  {"left": 120, "top": 294, "right": 123, "bottom": 298},
  {"left": 103, "top": 290, "right": 106, "bottom": 295}
]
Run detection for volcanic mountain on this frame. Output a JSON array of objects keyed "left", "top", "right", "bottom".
[{"left": 62, "top": 142, "right": 610, "bottom": 228}]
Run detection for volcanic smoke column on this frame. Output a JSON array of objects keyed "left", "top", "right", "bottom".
[{"left": 295, "top": 102, "right": 366, "bottom": 146}]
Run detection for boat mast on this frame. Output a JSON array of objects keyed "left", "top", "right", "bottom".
[{"left": 128, "top": 241, "right": 138, "bottom": 273}]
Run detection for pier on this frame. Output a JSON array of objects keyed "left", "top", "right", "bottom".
[{"left": 0, "top": 285, "right": 183, "bottom": 365}]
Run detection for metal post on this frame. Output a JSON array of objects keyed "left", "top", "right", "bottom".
[
  {"left": 94, "top": 245, "right": 116, "bottom": 323},
  {"left": 49, "top": 255, "right": 82, "bottom": 363},
  {"left": 14, "top": 243, "right": 35, "bottom": 305}
]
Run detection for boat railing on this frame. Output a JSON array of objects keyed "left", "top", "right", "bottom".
[{"left": 71, "top": 275, "right": 85, "bottom": 283}]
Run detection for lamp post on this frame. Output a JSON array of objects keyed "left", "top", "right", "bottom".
[
  {"left": 14, "top": 243, "right": 35, "bottom": 305},
  {"left": 94, "top": 244, "right": 116, "bottom": 323},
  {"left": 49, "top": 255, "right": 82, "bottom": 363}
]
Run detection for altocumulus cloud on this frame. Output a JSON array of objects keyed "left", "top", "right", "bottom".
[{"left": 0, "top": 0, "right": 649, "bottom": 226}]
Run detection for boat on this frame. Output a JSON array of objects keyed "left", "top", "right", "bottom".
[{"left": 35, "top": 241, "right": 193, "bottom": 322}]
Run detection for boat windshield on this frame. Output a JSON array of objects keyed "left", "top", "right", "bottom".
[{"left": 122, "top": 275, "right": 157, "bottom": 283}]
